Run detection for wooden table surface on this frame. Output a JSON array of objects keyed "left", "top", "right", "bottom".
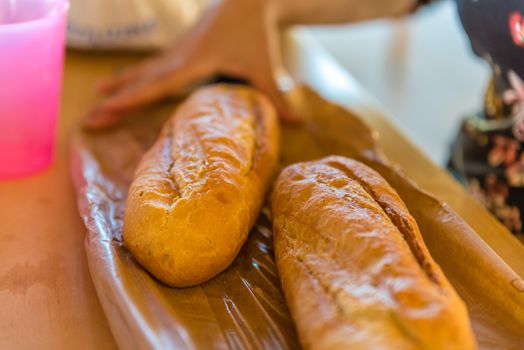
[{"left": 1, "top": 30, "right": 522, "bottom": 349}]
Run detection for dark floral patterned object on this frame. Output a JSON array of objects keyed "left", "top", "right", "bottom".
[
  {"left": 449, "top": 72, "right": 524, "bottom": 240},
  {"left": 446, "top": 0, "right": 524, "bottom": 241},
  {"left": 442, "top": 1, "right": 524, "bottom": 241}
]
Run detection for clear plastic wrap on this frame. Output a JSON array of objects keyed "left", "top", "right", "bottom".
[{"left": 71, "top": 86, "right": 524, "bottom": 349}]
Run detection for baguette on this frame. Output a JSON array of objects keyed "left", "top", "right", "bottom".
[
  {"left": 123, "top": 84, "right": 279, "bottom": 287},
  {"left": 271, "top": 156, "right": 476, "bottom": 349}
]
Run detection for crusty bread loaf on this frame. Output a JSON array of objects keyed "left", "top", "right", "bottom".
[
  {"left": 123, "top": 84, "right": 279, "bottom": 287},
  {"left": 271, "top": 156, "right": 476, "bottom": 350}
]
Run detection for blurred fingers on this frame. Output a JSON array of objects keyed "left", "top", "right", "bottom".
[
  {"left": 85, "top": 63, "right": 212, "bottom": 129},
  {"left": 95, "top": 48, "right": 183, "bottom": 94}
]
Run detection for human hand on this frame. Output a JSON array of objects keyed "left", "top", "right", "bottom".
[{"left": 85, "top": 0, "right": 298, "bottom": 129}]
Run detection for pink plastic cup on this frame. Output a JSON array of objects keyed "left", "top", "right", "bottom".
[{"left": 0, "top": 0, "right": 69, "bottom": 179}]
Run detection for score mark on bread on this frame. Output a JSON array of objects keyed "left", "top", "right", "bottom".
[
  {"left": 123, "top": 84, "right": 279, "bottom": 287},
  {"left": 271, "top": 156, "right": 477, "bottom": 350}
]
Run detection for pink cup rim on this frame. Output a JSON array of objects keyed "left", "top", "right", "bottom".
[{"left": 0, "top": 0, "right": 69, "bottom": 30}]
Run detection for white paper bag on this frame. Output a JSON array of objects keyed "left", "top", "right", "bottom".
[{"left": 67, "top": 0, "right": 208, "bottom": 50}]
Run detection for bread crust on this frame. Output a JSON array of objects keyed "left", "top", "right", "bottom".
[
  {"left": 123, "top": 84, "right": 279, "bottom": 287},
  {"left": 271, "top": 156, "right": 476, "bottom": 350}
]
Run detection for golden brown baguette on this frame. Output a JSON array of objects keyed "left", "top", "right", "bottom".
[
  {"left": 123, "top": 84, "right": 279, "bottom": 287},
  {"left": 271, "top": 156, "right": 476, "bottom": 350}
]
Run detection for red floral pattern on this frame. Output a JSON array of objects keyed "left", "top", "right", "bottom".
[
  {"left": 509, "top": 12, "right": 524, "bottom": 47},
  {"left": 488, "top": 135, "right": 518, "bottom": 167}
]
